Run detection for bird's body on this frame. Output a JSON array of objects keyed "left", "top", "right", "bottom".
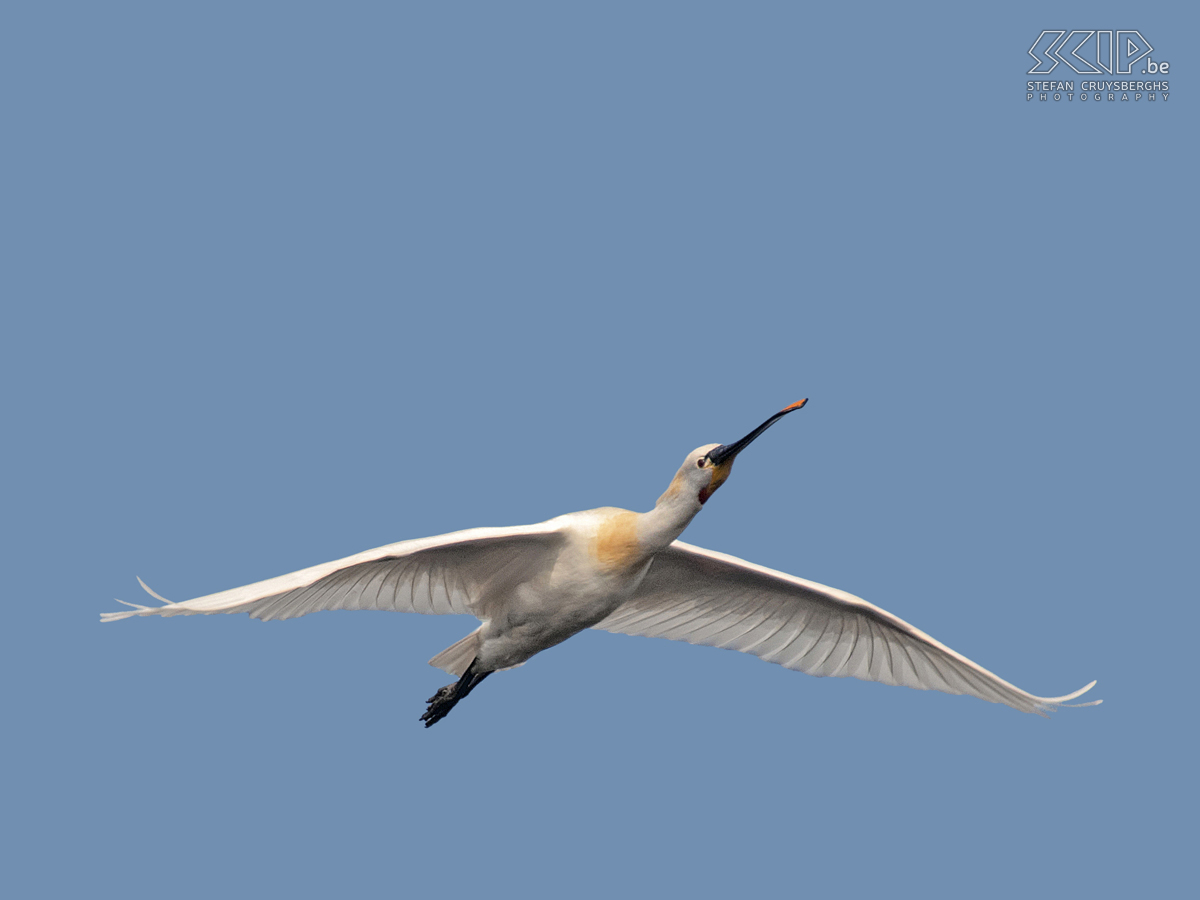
[
  {"left": 472, "top": 489, "right": 710, "bottom": 672},
  {"left": 475, "top": 508, "right": 653, "bottom": 671},
  {"left": 104, "top": 401, "right": 1100, "bottom": 725}
]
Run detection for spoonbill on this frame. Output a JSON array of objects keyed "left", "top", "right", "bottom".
[{"left": 102, "top": 400, "right": 1100, "bottom": 726}]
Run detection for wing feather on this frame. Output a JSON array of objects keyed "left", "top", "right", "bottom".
[
  {"left": 101, "top": 523, "right": 566, "bottom": 624},
  {"left": 594, "top": 541, "right": 1100, "bottom": 715}
]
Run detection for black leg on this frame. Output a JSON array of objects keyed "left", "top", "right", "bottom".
[{"left": 420, "top": 659, "right": 491, "bottom": 728}]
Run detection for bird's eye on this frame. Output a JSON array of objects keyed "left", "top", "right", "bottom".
[{"left": 697, "top": 458, "right": 707, "bottom": 468}]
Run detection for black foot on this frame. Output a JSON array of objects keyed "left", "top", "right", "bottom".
[{"left": 420, "top": 660, "right": 490, "bottom": 728}]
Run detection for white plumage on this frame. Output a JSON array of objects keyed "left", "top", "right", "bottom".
[{"left": 104, "top": 400, "right": 1100, "bottom": 724}]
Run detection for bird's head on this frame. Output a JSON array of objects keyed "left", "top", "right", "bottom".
[{"left": 659, "top": 399, "right": 808, "bottom": 508}]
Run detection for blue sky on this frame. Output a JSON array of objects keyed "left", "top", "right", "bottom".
[{"left": 3, "top": 3, "right": 1195, "bottom": 898}]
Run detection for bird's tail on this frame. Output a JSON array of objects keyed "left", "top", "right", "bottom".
[{"left": 428, "top": 627, "right": 482, "bottom": 677}]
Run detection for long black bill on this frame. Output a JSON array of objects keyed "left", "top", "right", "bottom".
[{"left": 707, "top": 399, "right": 808, "bottom": 467}]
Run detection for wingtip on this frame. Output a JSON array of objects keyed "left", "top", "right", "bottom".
[
  {"left": 1037, "top": 679, "right": 1101, "bottom": 711},
  {"left": 102, "top": 578, "right": 174, "bottom": 623},
  {"left": 136, "top": 576, "right": 172, "bottom": 605},
  {"left": 100, "top": 606, "right": 142, "bottom": 623}
]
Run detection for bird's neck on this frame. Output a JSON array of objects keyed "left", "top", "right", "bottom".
[{"left": 637, "top": 490, "right": 703, "bottom": 553}]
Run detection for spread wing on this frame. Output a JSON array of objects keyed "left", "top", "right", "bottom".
[
  {"left": 101, "top": 523, "right": 566, "bottom": 623},
  {"left": 595, "top": 541, "right": 1099, "bottom": 715}
]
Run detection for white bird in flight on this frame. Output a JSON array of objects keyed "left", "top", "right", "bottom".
[{"left": 103, "top": 400, "right": 1100, "bottom": 726}]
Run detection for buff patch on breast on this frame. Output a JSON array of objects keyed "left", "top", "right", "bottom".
[{"left": 591, "top": 511, "right": 642, "bottom": 569}]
